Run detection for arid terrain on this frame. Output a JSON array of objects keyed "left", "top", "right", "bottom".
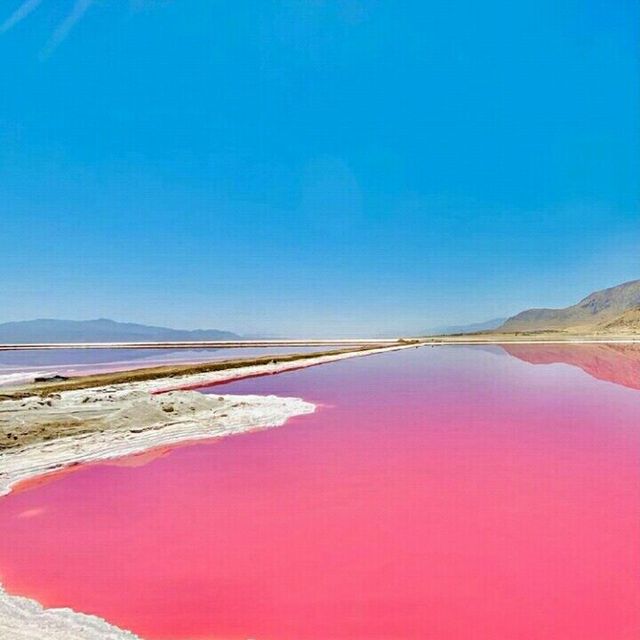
[
  {"left": 495, "top": 279, "right": 640, "bottom": 334},
  {"left": 424, "top": 279, "right": 640, "bottom": 339}
]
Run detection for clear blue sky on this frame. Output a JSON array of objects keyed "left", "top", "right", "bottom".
[{"left": 1, "top": 0, "right": 638, "bottom": 336}]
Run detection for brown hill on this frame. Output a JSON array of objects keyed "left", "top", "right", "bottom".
[
  {"left": 498, "top": 279, "right": 640, "bottom": 333},
  {"left": 598, "top": 306, "right": 640, "bottom": 333}
]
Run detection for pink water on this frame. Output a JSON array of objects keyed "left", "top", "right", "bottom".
[{"left": 1, "top": 346, "right": 639, "bottom": 639}]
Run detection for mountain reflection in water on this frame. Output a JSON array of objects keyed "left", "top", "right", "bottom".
[{"left": 502, "top": 343, "right": 640, "bottom": 392}]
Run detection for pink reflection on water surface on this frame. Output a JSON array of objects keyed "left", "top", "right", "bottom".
[{"left": 0, "top": 346, "right": 639, "bottom": 639}]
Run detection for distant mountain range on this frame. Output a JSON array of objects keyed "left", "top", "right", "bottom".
[
  {"left": 424, "top": 318, "right": 507, "bottom": 336},
  {"left": 497, "top": 279, "right": 640, "bottom": 334},
  {"left": 5, "top": 279, "right": 639, "bottom": 343},
  {"left": 0, "top": 319, "right": 241, "bottom": 343}
]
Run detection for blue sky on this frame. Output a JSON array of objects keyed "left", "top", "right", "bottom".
[{"left": 1, "top": 0, "right": 638, "bottom": 336}]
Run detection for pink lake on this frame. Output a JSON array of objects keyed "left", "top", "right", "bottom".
[{"left": 0, "top": 345, "right": 639, "bottom": 639}]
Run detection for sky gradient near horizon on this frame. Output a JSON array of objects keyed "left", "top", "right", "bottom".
[{"left": 1, "top": 0, "right": 638, "bottom": 336}]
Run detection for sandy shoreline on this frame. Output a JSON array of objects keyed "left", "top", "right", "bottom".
[
  {"left": 0, "top": 344, "right": 411, "bottom": 640},
  {"left": 423, "top": 335, "right": 640, "bottom": 343}
]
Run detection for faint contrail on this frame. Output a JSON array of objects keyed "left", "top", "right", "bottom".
[
  {"left": 3, "top": 0, "right": 166, "bottom": 57},
  {"left": 40, "top": 0, "right": 93, "bottom": 58},
  {"left": 0, "top": 0, "right": 43, "bottom": 33}
]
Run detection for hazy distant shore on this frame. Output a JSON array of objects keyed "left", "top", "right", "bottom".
[
  {"left": 2, "top": 333, "right": 638, "bottom": 355},
  {"left": 422, "top": 333, "right": 640, "bottom": 343}
]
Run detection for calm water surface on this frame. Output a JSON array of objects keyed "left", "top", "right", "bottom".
[{"left": 0, "top": 345, "right": 638, "bottom": 639}]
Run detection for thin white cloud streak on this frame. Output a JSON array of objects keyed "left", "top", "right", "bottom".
[
  {"left": 0, "top": 0, "right": 43, "bottom": 33},
  {"left": 40, "top": 0, "right": 93, "bottom": 58}
]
